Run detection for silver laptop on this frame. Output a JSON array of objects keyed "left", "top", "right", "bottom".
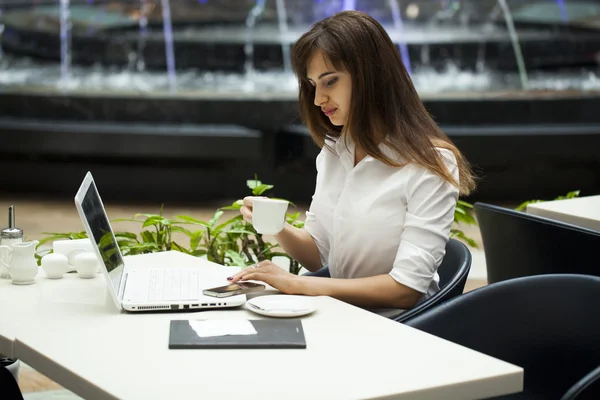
[{"left": 74, "top": 171, "right": 246, "bottom": 312}]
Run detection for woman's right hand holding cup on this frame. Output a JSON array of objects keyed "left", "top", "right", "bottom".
[
  {"left": 241, "top": 196, "right": 289, "bottom": 235},
  {"left": 240, "top": 196, "right": 266, "bottom": 224}
]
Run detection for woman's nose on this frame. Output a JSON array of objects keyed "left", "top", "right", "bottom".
[{"left": 314, "top": 88, "right": 326, "bottom": 107}]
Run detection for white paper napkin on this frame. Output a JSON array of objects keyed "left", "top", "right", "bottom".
[{"left": 188, "top": 320, "right": 257, "bottom": 338}]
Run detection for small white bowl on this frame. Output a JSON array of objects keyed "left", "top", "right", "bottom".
[
  {"left": 73, "top": 252, "right": 100, "bottom": 279},
  {"left": 41, "top": 253, "right": 69, "bottom": 279}
]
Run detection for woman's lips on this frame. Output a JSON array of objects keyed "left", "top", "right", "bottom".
[{"left": 323, "top": 108, "right": 337, "bottom": 117}]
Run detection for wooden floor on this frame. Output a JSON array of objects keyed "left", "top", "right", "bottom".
[{"left": 0, "top": 195, "right": 487, "bottom": 395}]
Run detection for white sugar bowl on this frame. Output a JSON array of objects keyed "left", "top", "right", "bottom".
[
  {"left": 41, "top": 253, "right": 69, "bottom": 279},
  {"left": 73, "top": 252, "right": 99, "bottom": 279}
]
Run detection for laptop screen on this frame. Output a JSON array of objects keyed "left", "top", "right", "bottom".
[{"left": 79, "top": 177, "right": 125, "bottom": 298}]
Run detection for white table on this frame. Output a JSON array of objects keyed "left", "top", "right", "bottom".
[
  {"left": 527, "top": 195, "right": 600, "bottom": 232},
  {"left": 2, "top": 251, "right": 523, "bottom": 399}
]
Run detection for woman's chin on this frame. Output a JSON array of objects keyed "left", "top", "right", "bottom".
[{"left": 329, "top": 117, "right": 345, "bottom": 127}]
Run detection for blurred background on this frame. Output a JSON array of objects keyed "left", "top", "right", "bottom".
[{"left": 1, "top": 0, "right": 600, "bottom": 204}]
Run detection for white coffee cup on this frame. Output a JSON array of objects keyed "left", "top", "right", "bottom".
[{"left": 252, "top": 198, "right": 289, "bottom": 235}]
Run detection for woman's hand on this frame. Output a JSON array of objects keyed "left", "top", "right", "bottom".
[
  {"left": 239, "top": 196, "right": 267, "bottom": 224},
  {"left": 227, "top": 260, "right": 300, "bottom": 294}
]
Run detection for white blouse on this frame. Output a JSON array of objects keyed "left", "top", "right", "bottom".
[{"left": 304, "top": 137, "right": 460, "bottom": 302}]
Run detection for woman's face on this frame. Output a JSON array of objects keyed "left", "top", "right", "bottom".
[{"left": 307, "top": 50, "right": 352, "bottom": 127}]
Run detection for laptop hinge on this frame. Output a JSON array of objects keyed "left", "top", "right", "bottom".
[{"left": 120, "top": 271, "right": 129, "bottom": 301}]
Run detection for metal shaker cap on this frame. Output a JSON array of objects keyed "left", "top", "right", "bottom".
[{"left": 1, "top": 205, "right": 24, "bottom": 240}]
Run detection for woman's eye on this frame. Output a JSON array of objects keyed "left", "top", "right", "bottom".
[{"left": 325, "top": 77, "right": 338, "bottom": 87}]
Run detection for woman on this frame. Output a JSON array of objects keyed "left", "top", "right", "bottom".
[{"left": 229, "top": 11, "right": 475, "bottom": 314}]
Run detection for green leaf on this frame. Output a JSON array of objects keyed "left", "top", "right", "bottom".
[
  {"left": 142, "top": 216, "right": 171, "bottom": 228},
  {"left": 191, "top": 249, "right": 208, "bottom": 257},
  {"left": 271, "top": 197, "right": 295, "bottom": 207},
  {"left": 224, "top": 250, "right": 247, "bottom": 267},
  {"left": 222, "top": 229, "right": 256, "bottom": 235},
  {"left": 253, "top": 184, "right": 274, "bottom": 196},
  {"left": 564, "top": 190, "right": 580, "bottom": 199},
  {"left": 133, "top": 213, "right": 160, "bottom": 219},
  {"left": 209, "top": 210, "right": 224, "bottom": 227},
  {"left": 123, "top": 242, "right": 162, "bottom": 253},
  {"left": 247, "top": 179, "right": 262, "bottom": 189},
  {"left": 190, "top": 231, "right": 204, "bottom": 251},
  {"left": 454, "top": 207, "right": 477, "bottom": 225},
  {"left": 170, "top": 226, "right": 194, "bottom": 237},
  {"left": 515, "top": 200, "right": 542, "bottom": 212},
  {"left": 212, "top": 214, "right": 244, "bottom": 234},
  {"left": 450, "top": 229, "right": 478, "bottom": 248},
  {"left": 113, "top": 232, "right": 138, "bottom": 240},
  {"left": 220, "top": 200, "right": 243, "bottom": 211},
  {"left": 174, "top": 215, "right": 210, "bottom": 227},
  {"left": 286, "top": 212, "right": 300, "bottom": 222},
  {"left": 171, "top": 242, "right": 191, "bottom": 254},
  {"left": 141, "top": 231, "right": 156, "bottom": 243},
  {"left": 456, "top": 200, "right": 474, "bottom": 209}
]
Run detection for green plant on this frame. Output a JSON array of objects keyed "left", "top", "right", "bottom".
[
  {"left": 451, "top": 200, "right": 478, "bottom": 248},
  {"left": 37, "top": 178, "right": 305, "bottom": 274},
  {"left": 515, "top": 190, "right": 580, "bottom": 212}
]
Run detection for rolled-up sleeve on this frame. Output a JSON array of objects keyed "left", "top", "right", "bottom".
[{"left": 389, "top": 149, "right": 460, "bottom": 293}]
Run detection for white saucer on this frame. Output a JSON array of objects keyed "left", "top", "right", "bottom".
[{"left": 245, "top": 295, "right": 316, "bottom": 318}]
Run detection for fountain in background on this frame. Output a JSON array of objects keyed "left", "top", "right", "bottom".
[
  {"left": 159, "top": 0, "right": 176, "bottom": 92},
  {"left": 59, "top": 0, "right": 71, "bottom": 86},
  {"left": 2, "top": 0, "right": 600, "bottom": 95},
  {"left": 389, "top": 0, "right": 413, "bottom": 76},
  {"left": 275, "top": 0, "right": 291, "bottom": 74},
  {"left": 0, "top": 0, "right": 600, "bottom": 202},
  {"left": 497, "top": 0, "right": 528, "bottom": 89}
]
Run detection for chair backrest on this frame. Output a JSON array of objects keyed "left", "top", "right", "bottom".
[
  {"left": 474, "top": 202, "right": 600, "bottom": 284},
  {"left": 406, "top": 274, "right": 600, "bottom": 399},
  {"left": 561, "top": 365, "right": 600, "bottom": 400},
  {"left": 0, "top": 365, "right": 23, "bottom": 400},
  {"left": 394, "top": 238, "right": 471, "bottom": 323}
]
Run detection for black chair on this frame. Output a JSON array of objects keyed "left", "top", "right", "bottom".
[
  {"left": 474, "top": 202, "right": 600, "bottom": 284},
  {"left": 561, "top": 365, "right": 600, "bottom": 400},
  {"left": 0, "top": 360, "right": 24, "bottom": 400},
  {"left": 302, "top": 266, "right": 331, "bottom": 277},
  {"left": 303, "top": 239, "right": 472, "bottom": 322},
  {"left": 406, "top": 274, "right": 600, "bottom": 399},
  {"left": 394, "top": 238, "right": 472, "bottom": 322}
]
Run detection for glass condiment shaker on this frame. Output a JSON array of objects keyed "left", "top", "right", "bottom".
[{"left": 0, "top": 205, "right": 24, "bottom": 279}]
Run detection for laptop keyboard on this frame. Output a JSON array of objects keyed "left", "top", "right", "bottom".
[{"left": 148, "top": 268, "right": 199, "bottom": 301}]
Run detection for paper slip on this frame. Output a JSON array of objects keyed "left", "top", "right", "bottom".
[{"left": 189, "top": 320, "right": 257, "bottom": 338}]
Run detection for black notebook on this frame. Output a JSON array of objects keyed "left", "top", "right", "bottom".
[{"left": 168, "top": 319, "right": 307, "bottom": 349}]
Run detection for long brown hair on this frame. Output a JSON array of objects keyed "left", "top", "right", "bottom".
[{"left": 291, "top": 11, "right": 476, "bottom": 196}]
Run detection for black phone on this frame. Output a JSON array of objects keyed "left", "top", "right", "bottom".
[{"left": 202, "top": 282, "right": 266, "bottom": 298}]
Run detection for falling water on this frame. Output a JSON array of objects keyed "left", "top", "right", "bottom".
[
  {"left": 342, "top": 0, "right": 356, "bottom": 10},
  {"left": 497, "top": 0, "right": 528, "bottom": 90},
  {"left": 388, "top": 0, "right": 413, "bottom": 76},
  {"left": 59, "top": 0, "right": 71, "bottom": 85},
  {"left": 244, "top": 0, "right": 266, "bottom": 76},
  {"left": 160, "top": 0, "right": 177, "bottom": 92},
  {"left": 0, "top": 9, "right": 4, "bottom": 59},
  {"left": 555, "top": 0, "right": 569, "bottom": 22},
  {"left": 275, "top": 0, "right": 292, "bottom": 74},
  {"left": 136, "top": 0, "right": 149, "bottom": 71}
]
